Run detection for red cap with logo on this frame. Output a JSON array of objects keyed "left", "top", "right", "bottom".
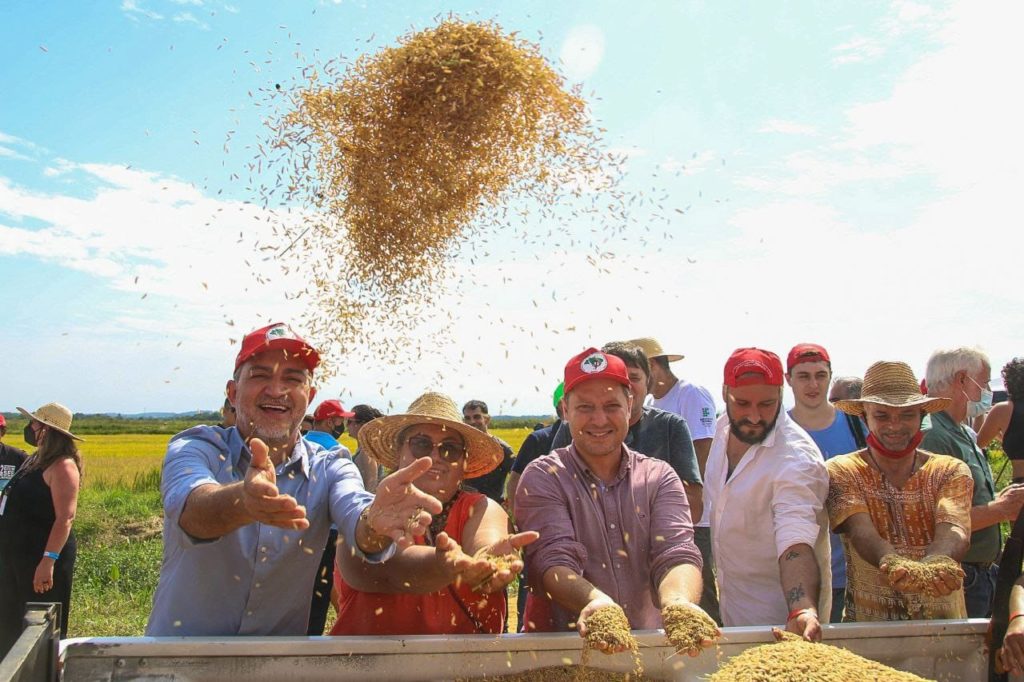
[
  {"left": 724, "top": 348, "right": 784, "bottom": 387},
  {"left": 564, "top": 347, "right": 631, "bottom": 394},
  {"left": 313, "top": 400, "right": 355, "bottom": 421},
  {"left": 235, "top": 322, "right": 320, "bottom": 373},
  {"left": 786, "top": 343, "right": 831, "bottom": 373}
]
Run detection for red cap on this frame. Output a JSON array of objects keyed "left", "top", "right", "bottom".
[
  {"left": 313, "top": 400, "right": 355, "bottom": 421},
  {"left": 0, "top": 414, "right": 6, "bottom": 429},
  {"left": 564, "top": 347, "right": 631, "bottom": 394},
  {"left": 725, "top": 348, "right": 785, "bottom": 387},
  {"left": 235, "top": 322, "right": 320, "bottom": 373},
  {"left": 786, "top": 343, "right": 831, "bottom": 373}
]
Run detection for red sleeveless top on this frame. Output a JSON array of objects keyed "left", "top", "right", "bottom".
[{"left": 329, "top": 491, "right": 506, "bottom": 635}]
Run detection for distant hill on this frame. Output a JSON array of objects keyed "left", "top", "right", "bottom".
[{"left": 0, "top": 410, "right": 553, "bottom": 435}]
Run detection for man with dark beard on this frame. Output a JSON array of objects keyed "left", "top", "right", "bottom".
[
  {"left": 146, "top": 322, "right": 442, "bottom": 636},
  {"left": 704, "top": 348, "right": 831, "bottom": 641}
]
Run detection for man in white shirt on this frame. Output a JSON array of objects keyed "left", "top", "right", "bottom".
[
  {"left": 628, "top": 336, "right": 720, "bottom": 623},
  {"left": 705, "top": 347, "right": 831, "bottom": 641}
]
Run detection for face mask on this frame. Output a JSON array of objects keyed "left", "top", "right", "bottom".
[
  {"left": 23, "top": 423, "right": 38, "bottom": 447},
  {"left": 965, "top": 377, "right": 993, "bottom": 419}
]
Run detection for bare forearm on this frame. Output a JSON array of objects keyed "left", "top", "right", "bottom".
[
  {"left": 542, "top": 566, "right": 605, "bottom": 615},
  {"left": 972, "top": 500, "right": 1012, "bottom": 531},
  {"left": 779, "top": 544, "right": 820, "bottom": 612},
  {"left": 338, "top": 544, "right": 454, "bottom": 594},
  {"left": 657, "top": 563, "right": 702, "bottom": 607},
  {"left": 693, "top": 439, "right": 712, "bottom": 478},
  {"left": 841, "top": 515, "right": 897, "bottom": 567},
  {"left": 43, "top": 517, "right": 75, "bottom": 555},
  {"left": 1012, "top": 581, "right": 1024, "bottom": 615},
  {"left": 179, "top": 482, "right": 254, "bottom": 539},
  {"left": 925, "top": 522, "right": 969, "bottom": 561},
  {"left": 683, "top": 482, "right": 703, "bottom": 524}
]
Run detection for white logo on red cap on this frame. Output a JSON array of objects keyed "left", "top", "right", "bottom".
[
  {"left": 266, "top": 325, "right": 293, "bottom": 341},
  {"left": 580, "top": 352, "right": 608, "bottom": 374}
]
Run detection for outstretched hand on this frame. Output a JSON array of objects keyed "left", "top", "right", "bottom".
[
  {"left": 468, "top": 531, "right": 539, "bottom": 593},
  {"left": 242, "top": 438, "right": 308, "bottom": 530},
  {"left": 363, "top": 456, "right": 443, "bottom": 550}
]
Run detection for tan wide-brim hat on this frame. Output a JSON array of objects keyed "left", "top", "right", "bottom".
[
  {"left": 358, "top": 392, "right": 502, "bottom": 479},
  {"left": 833, "top": 361, "right": 951, "bottom": 417},
  {"left": 626, "top": 337, "right": 683, "bottom": 362},
  {"left": 17, "top": 402, "right": 84, "bottom": 441}
]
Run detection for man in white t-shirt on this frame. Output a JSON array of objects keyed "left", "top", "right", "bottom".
[
  {"left": 705, "top": 347, "right": 831, "bottom": 640},
  {"left": 628, "top": 336, "right": 720, "bottom": 623}
]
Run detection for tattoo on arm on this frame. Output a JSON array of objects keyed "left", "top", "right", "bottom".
[
  {"left": 784, "top": 550, "right": 801, "bottom": 561},
  {"left": 786, "top": 584, "right": 806, "bottom": 607}
]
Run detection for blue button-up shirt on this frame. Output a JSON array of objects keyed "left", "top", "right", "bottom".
[{"left": 146, "top": 425, "right": 390, "bottom": 636}]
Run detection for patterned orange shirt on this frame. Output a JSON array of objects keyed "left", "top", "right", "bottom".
[{"left": 826, "top": 450, "right": 973, "bottom": 622}]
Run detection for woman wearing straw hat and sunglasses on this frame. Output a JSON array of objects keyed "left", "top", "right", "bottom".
[
  {"left": 331, "top": 392, "right": 538, "bottom": 636},
  {"left": 0, "top": 403, "right": 83, "bottom": 655}
]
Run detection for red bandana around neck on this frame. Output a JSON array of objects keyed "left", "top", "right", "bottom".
[{"left": 867, "top": 431, "right": 924, "bottom": 460}]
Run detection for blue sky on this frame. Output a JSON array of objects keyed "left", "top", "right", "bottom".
[{"left": 1, "top": 1, "right": 1021, "bottom": 415}]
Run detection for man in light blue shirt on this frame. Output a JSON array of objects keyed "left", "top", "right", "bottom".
[
  {"left": 146, "top": 322, "right": 441, "bottom": 636},
  {"left": 785, "top": 344, "right": 864, "bottom": 624}
]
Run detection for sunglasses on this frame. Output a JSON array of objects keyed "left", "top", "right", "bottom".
[{"left": 406, "top": 434, "right": 467, "bottom": 463}]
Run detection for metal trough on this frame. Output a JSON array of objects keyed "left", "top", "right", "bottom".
[{"left": 59, "top": 619, "right": 991, "bottom": 681}]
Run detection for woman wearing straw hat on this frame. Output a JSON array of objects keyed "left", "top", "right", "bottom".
[
  {"left": 0, "top": 403, "right": 83, "bottom": 653},
  {"left": 331, "top": 392, "right": 538, "bottom": 635},
  {"left": 826, "top": 362, "right": 973, "bottom": 622}
]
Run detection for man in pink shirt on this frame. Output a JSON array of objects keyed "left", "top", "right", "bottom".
[{"left": 515, "top": 347, "right": 708, "bottom": 647}]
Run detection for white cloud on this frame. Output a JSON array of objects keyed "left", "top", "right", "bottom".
[
  {"left": 172, "top": 12, "right": 209, "bottom": 30},
  {"left": 659, "top": 150, "right": 717, "bottom": 176},
  {"left": 171, "top": 0, "right": 203, "bottom": 5},
  {"left": 121, "top": 0, "right": 164, "bottom": 21},
  {"left": 559, "top": 24, "right": 606, "bottom": 81}
]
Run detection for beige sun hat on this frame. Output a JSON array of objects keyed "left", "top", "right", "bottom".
[
  {"left": 833, "top": 361, "right": 950, "bottom": 417},
  {"left": 357, "top": 392, "right": 502, "bottom": 478},
  {"left": 626, "top": 337, "right": 683, "bottom": 362},
  {"left": 17, "top": 402, "right": 84, "bottom": 441}
]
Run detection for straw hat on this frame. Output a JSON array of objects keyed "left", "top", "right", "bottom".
[
  {"left": 833, "top": 361, "right": 950, "bottom": 417},
  {"left": 625, "top": 337, "right": 683, "bottom": 362},
  {"left": 17, "top": 402, "right": 84, "bottom": 441},
  {"left": 357, "top": 392, "right": 502, "bottom": 478}
]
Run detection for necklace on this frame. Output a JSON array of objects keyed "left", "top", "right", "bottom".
[
  {"left": 864, "top": 446, "right": 918, "bottom": 488},
  {"left": 428, "top": 489, "right": 462, "bottom": 539}
]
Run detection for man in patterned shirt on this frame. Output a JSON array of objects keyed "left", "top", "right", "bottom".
[{"left": 827, "top": 361, "right": 973, "bottom": 621}]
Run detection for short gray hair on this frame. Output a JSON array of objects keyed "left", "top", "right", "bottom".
[
  {"left": 830, "top": 376, "right": 863, "bottom": 401},
  {"left": 925, "top": 347, "right": 990, "bottom": 394}
]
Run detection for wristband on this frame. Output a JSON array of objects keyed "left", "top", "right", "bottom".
[
  {"left": 1010, "top": 612, "right": 1024, "bottom": 624},
  {"left": 787, "top": 607, "right": 815, "bottom": 621},
  {"left": 43, "top": 551, "right": 59, "bottom": 561}
]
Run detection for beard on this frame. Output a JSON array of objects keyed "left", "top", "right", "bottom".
[
  {"left": 728, "top": 404, "right": 782, "bottom": 445},
  {"left": 236, "top": 405, "right": 296, "bottom": 444}
]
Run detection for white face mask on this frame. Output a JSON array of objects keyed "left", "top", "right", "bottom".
[{"left": 965, "top": 376, "right": 993, "bottom": 419}]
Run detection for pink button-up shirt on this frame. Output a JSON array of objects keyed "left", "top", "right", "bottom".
[{"left": 515, "top": 444, "right": 702, "bottom": 631}]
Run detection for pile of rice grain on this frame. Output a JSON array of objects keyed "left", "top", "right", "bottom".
[
  {"left": 661, "top": 603, "right": 718, "bottom": 655},
  {"left": 708, "top": 640, "right": 934, "bottom": 682},
  {"left": 584, "top": 606, "right": 639, "bottom": 657},
  {"left": 883, "top": 554, "right": 963, "bottom": 596}
]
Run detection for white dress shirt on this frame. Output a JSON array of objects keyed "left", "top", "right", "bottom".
[{"left": 705, "top": 410, "right": 832, "bottom": 627}]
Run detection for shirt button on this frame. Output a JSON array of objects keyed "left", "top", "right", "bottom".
[{"left": 610, "top": 523, "right": 616, "bottom": 529}]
